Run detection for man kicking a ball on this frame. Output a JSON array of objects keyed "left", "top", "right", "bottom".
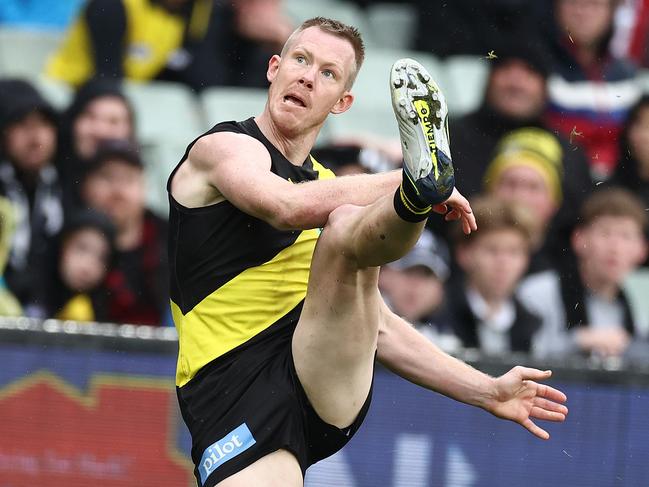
[{"left": 167, "top": 17, "right": 568, "bottom": 487}]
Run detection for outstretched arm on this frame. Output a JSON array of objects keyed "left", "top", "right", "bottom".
[{"left": 376, "top": 301, "right": 568, "bottom": 440}]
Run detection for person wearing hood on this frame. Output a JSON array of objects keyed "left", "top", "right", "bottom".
[
  {"left": 27, "top": 209, "right": 115, "bottom": 322},
  {"left": 57, "top": 78, "right": 135, "bottom": 211},
  {"left": 0, "top": 79, "right": 64, "bottom": 305}
]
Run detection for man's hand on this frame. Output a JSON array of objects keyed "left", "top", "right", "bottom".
[
  {"left": 485, "top": 366, "right": 568, "bottom": 440},
  {"left": 575, "top": 327, "right": 630, "bottom": 357},
  {"left": 431, "top": 187, "right": 477, "bottom": 234}
]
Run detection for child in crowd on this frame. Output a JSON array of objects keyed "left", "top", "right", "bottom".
[
  {"left": 379, "top": 229, "right": 458, "bottom": 351},
  {"left": 447, "top": 196, "right": 541, "bottom": 355},
  {"left": 28, "top": 209, "right": 114, "bottom": 322},
  {"left": 519, "top": 188, "right": 648, "bottom": 359}
]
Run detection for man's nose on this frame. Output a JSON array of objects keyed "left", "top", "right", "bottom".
[{"left": 299, "top": 68, "right": 315, "bottom": 89}]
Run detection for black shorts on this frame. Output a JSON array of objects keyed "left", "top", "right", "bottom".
[{"left": 176, "top": 314, "right": 374, "bottom": 487}]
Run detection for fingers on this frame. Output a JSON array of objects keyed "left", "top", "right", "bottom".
[
  {"left": 530, "top": 406, "right": 566, "bottom": 422},
  {"left": 533, "top": 397, "right": 569, "bottom": 417},
  {"left": 522, "top": 418, "right": 550, "bottom": 440},
  {"left": 536, "top": 383, "right": 568, "bottom": 404},
  {"left": 432, "top": 203, "right": 447, "bottom": 214},
  {"left": 515, "top": 366, "right": 552, "bottom": 380}
]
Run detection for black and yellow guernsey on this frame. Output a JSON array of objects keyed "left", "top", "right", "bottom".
[{"left": 168, "top": 118, "right": 335, "bottom": 387}]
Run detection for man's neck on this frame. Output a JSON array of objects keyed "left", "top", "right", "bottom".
[
  {"left": 255, "top": 110, "right": 320, "bottom": 165},
  {"left": 578, "top": 262, "right": 619, "bottom": 301}
]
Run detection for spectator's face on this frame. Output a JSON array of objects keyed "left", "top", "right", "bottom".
[
  {"left": 73, "top": 97, "right": 132, "bottom": 160},
  {"left": 379, "top": 266, "right": 444, "bottom": 323},
  {"left": 267, "top": 27, "right": 355, "bottom": 134},
  {"left": 557, "top": 0, "right": 613, "bottom": 48},
  {"left": 59, "top": 228, "right": 111, "bottom": 292},
  {"left": 491, "top": 163, "right": 558, "bottom": 227},
  {"left": 486, "top": 60, "right": 546, "bottom": 120},
  {"left": 3, "top": 111, "right": 56, "bottom": 172},
  {"left": 82, "top": 159, "right": 145, "bottom": 230},
  {"left": 458, "top": 230, "right": 530, "bottom": 301},
  {"left": 573, "top": 216, "right": 647, "bottom": 285},
  {"left": 628, "top": 105, "right": 649, "bottom": 176}
]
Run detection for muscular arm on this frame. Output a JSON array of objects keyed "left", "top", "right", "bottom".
[
  {"left": 376, "top": 301, "right": 569, "bottom": 439},
  {"left": 185, "top": 131, "right": 401, "bottom": 229}
]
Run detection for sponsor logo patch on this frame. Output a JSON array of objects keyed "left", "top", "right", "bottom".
[{"left": 199, "top": 423, "right": 256, "bottom": 484}]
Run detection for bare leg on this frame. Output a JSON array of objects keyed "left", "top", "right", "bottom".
[
  {"left": 216, "top": 450, "right": 302, "bottom": 487},
  {"left": 293, "top": 192, "right": 426, "bottom": 428}
]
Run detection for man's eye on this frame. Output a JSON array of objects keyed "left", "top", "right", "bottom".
[
  {"left": 296, "top": 56, "right": 306, "bottom": 63},
  {"left": 322, "top": 70, "right": 335, "bottom": 79}
]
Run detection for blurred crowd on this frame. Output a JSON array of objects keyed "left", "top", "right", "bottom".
[{"left": 0, "top": 0, "right": 648, "bottom": 363}]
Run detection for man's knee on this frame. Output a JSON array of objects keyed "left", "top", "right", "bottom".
[{"left": 319, "top": 204, "right": 364, "bottom": 259}]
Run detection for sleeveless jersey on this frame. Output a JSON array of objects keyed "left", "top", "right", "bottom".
[{"left": 167, "top": 118, "right": 335, "bottom": 386}]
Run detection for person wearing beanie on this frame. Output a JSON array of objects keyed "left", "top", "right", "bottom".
[
  {"left": 80, "top": 140, "right": 170, "bottom": 326},
  {"left": 0, "top": 79, "right": 64, "bottom": 305},
  {"left": 57, "top": 78, "right": 135, "bottom": 211},
  {"left": 483, "top": 127, "right": 566, "bottom": 273},
  {"left": 26, "top": 209, "right": 115, "bottom": 322},
  {"left": 443, "top": 41, "right": 594, "bottom": 255}
]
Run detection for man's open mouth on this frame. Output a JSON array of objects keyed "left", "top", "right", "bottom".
[{"left": 284, "top": 95, "right": 306, "bottom": 107}]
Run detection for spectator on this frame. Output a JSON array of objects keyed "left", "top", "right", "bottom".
[
  {"left": 483, "top": 127, "right": 564, "bottom": 273},
  {"left": 448, "top": 42, "right": 593, "bottom": 228},
  {"left": 544, "top": 0, "right": 640, "bottom": 179},
  {"left": 0, "top": 197, "right": 23, "bottom": 317},
  {"left": 379, "top": 229, "right": 458, "bottom": 351},
  {"left": 610, "top": 95, "right": 649, "bottom": 211},
  {"left": 610, "top": 0, "right": 649, "bottom": 68},
  {"left": 80, "top": 140, "right": 169, "bottom": 326},
  {"left": 45, "top": 0, "right": 292, "bottom": 91},
  {"left": 58, "top": 78, "right": 135, "bottom": 210},
  {"left": 27, "top": 210, "right": 115, "bottom": 322},
  {"left": 519, "top": 188, "right": 648, "bottom": 360},
  {"left": 0, "top": 79, "right": 64, "bottom": 305},
  {"left": 447, "top": 197, "right": 541, "bottom": 355}
]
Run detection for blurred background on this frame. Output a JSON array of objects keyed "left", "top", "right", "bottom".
[{"left": 1, "top": 0, "right": 649, "bottom": 485}]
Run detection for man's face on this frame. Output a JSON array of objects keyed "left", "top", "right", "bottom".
[
  {"left": 491, "top": 163, "right": 558, "bottom": 228},
  {"left": 3, "top": 111, "right": 56, "bottom": 172},
  {"left": 82, "top": 159, "right": 145, "bottom": 230},
  {"left": 573, "top": 216, "right": 647, "bottom": 286},
  {"left": 73, "top": 96, "right": 132, "bottom": 160},
  {"left": 458, "top": 230, "right": 530, "bottom": 302},
  {"left": 266, "top": 27, "right": 355, "bottom": 135},
  {"left": 379, "top": 266, "right": 444, "bottom": 323},
  {"left": 557, "top": 0, "right": 613, "bottom": 48},
  {"left": 486, "top": 60, "right": 546, "bottom": 120}
]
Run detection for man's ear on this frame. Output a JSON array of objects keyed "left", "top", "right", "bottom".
[
  {"left": 267, "top": 55, "right": 281, "bottom": 84},
  {"left": 330, "top": 92, "right": 354, "bottom": 115}
]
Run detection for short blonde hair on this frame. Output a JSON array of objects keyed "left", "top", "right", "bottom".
[{"left": 281, "top": 17, "right": 365, "bottom": 89}]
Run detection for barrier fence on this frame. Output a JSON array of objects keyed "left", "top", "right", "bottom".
[{"left": 1, "top": 318, "right": 648, "bottom": 487}]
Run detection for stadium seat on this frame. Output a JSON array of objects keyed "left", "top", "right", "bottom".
[
  {"left": 122, "top": 81, "right": 205, "bottom": 145},
  {"left": 366, "top": 3, "right": 417, "bottom": 50},
  {"left": 328, "top": 49, "right": 442, "bottom": 140},
  {"left": 0, "top": 27, "right": 62, "bottom": 78},
  {"left": 200, "top": 87, "right": 268, "bottom": 126},
  {"left": 33, "top": 76, "right": 73, "bottom": 109},
  {"left": 140, "top": 140, "right": 189, "bottom": 217},
  {"left": 625, "top": 269, "right": 649, "bottom": 336},
  {"left": 442, "top": 56, "right": 489, "bottom": 117}
]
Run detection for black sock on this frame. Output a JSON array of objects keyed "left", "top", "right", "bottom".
[{"left": 393, "top": 170, "right": 431, "bottom": 222}]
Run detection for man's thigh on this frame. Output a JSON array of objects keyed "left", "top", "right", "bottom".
[
  {"left": 216, "top": 449, "right": 302, "bottom": 487},
  {"left": 292, "top": 205, "right": 383, "bottom": 429}
]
